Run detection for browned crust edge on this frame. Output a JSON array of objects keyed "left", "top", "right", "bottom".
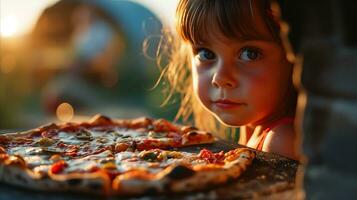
[
  {"left": 112, "top": 148, "right": 255, "bottom": 195},
  {"left": 0, "top": 155, "right": 112, "bottom": 195}
]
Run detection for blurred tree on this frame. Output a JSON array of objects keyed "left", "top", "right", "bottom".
[{"left": 22, "top": 0, "right": 177, "bottom": 125}]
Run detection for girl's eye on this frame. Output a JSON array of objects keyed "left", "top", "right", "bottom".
[
  {"left": 239, "top": 48, "right": 262, "bottom": 61},
  {"left": 195, "top": 48, "right": 216, "bottom": 61}
]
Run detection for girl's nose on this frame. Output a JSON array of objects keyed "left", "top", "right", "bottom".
[{"left": 211, "top": 65, "right": 238, "bottom": 89}]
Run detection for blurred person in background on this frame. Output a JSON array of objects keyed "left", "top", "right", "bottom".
[{"left": 27, "top": 0, "right": 167, "bottom": 123}]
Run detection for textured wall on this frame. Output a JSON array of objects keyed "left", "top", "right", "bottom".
[{"left": 279, "top": 0, "right": 357, "bottom": 199}]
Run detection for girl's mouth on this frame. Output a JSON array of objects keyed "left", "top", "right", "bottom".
[{"left": 213, "top": 99, "right": 245, "bottom": 109}]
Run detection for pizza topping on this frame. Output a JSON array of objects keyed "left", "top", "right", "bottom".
[
  {"left": 36, "top": 137, "right": 56, "bottom": 146},
  {"left": 224, "top": 149, "right": 248, "bottom": 162},
  {"left": 88, "top": 142, "right": 114, "bottom": 154},
  {"left": 139, "top": 150, "right": 160, "bottom": 162},
  {"left": 114, "top": 143, "right": 129, "bottom": 152},
  {"left": 137, "top": 138, "right": 181, "bottom": 151},
  {"left": 42, "top": 146, "right": 67, "bottom": 154},
  {"left": 158, "top": 151, "right": 183, "bottom": 160},
  {"left": 198, "top": 149, "right": 225, "bottom": 164},
  {"left": 148, "top": 131, "right": 167, "bottom": 139},
  {"left": 74, "top": 130, "right": 93, "bottom": 140},
  {"left": 95, "top": 137, "right": 111, "bottom": 144},
  {"left": 51, "top": 160, "right": 68, "bottom": 174},
  {"left": 63, "top": 150, "right": 114, "bottom": 173},
  {"left": 114, "top": 150, "right": 186, "bottom": 174}
]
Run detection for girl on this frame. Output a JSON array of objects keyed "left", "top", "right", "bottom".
[{"left": 158, "top": 0, "right": 299, "bottom": 160}]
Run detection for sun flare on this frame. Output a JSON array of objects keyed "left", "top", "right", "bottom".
[{"left": 0, "top": 16, "right": 18, "bottom": 37}]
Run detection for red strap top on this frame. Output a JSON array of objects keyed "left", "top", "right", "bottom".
[{"left": 256, "top": 117, "right": 295, "bottom": 151}]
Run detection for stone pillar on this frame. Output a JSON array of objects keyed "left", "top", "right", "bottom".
[{"left": 279, "top": 0, "right": 357, "bottom": 199}]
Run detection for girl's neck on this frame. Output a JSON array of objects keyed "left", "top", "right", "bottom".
[
  {"left": 239, "top": 96, "right": 294, "bottom": 145},
  {"left": 239, "top": 125, "right": 260, "bottom": 145},
  {"left": 239, "top": 83, "right": 296, "bottom": 145},
  {"left": 248, "top": 83, "right": 296, "bottom": 130}
]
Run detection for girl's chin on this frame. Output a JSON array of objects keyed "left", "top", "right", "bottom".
[{"left": 213, "top": 114, "right": 247, "bottom": 127}]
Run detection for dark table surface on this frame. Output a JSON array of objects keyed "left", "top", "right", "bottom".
[{"left": 0, "top": 134, "right": 299, "bottom": 200}]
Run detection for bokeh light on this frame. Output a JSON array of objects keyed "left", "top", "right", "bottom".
[{"left": 56, "top": 102, "right": 74, "bottom": 122}]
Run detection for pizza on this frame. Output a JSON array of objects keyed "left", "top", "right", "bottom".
[{"left": 0, "top": 115, "right": 255, "bottom": 196}]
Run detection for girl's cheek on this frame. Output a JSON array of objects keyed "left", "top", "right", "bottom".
[
  {"left": 198, "top": 76, "right": 213, "bottom": 104},
  {"left": 191, "top": 62, "right": 214, "bottom": 103}
]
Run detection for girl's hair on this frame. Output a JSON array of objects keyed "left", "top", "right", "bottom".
[
  {"left": 177, "top": 0, "right": 281, "bottom": 44},
  {"left": 156, "top": 0, "right": 290, "bottom": 138}
]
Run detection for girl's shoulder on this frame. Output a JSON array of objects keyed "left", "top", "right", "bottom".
[{"left": 261, "top": 119, "right": 299, "bottom": 160}]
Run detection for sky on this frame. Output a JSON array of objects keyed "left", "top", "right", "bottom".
[{"left": 0, "top": 0, "right": 178, "bottom": 38}]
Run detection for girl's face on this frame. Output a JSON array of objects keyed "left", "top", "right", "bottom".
[{"left": 190, "top": 22, "right": 292, "bottom": 127}]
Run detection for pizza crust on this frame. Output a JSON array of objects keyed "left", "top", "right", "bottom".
[
  {"left": 181, "top": 130, "right": 216, "bottom": 146},
  {"left": 0, "top": 155, "right": 110, "bottom": 195},
  {"left": 112, "top": 148, "right": 255, "bottom": 195}
]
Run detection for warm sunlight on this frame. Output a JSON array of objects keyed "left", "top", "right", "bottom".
[
  {"left": 0, "top": 0, "right": 177, "bottom": 38},
  {"left": 0, "top": 0, "right": 60, "bottom": 37},
  {"left": 131, "top": 0, "right": 178, "bottom": 27},
  {"left": 0, "top": 16, "right": 18, "bottom": 37}
]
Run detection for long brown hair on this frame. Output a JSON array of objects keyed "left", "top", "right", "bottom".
[{"left": 156, "top": 0, "right": 291, "bottom": 138}]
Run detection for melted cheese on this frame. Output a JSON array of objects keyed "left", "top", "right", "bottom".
[
  {"left": 64, "top": 159, "right": 97, "bottom": 173},
  {"left": 116, "top": 151, "right": 135, "bottom": 161},
  {"left": 24, "top": 155, "right": 52, "bottom": 167},
  {"left": 9, "top": 147, "right": 43, "bottom": 155},
  {"left": 117, "top": 129, "right": 147, "bottom": 138},
  {"left": 64, "top": 150, "right": 114, "bottom": 173},
  {"left": 9, "top": 147, "right": 53, "bottom": 168},
  {"left": 114, "top": 151, "right": 200, "bottom": 174},
  {"left": 58, "top": 132, "right": 85, "bottom": 145},
  {"left": 33, "top": 165, "right": 51, "bottom": 174}
]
